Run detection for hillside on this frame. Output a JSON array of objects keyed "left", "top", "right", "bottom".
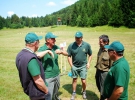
[{"left": 49, "top": 0, "right": 135, "bottom": 28}]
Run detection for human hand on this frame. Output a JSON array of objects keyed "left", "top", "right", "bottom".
[
  {"left": 55, "top": 49, "right": 62, "bottom": 54},
  {"left": 45, "top": 88, "right": 48, "bottom": 94},
  {"left": 86, "top": 63, "right": 90, "bottom": 69},
  {"left": 48, "top": 50, "right": 54, "bottom": 58}
]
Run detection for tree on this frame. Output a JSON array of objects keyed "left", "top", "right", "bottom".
[
  {"left": 11, "top": 14, "right": 20, "bottom": 24},
  {"left": 5, "top": 17, "right": 11, "bottom": 28},
  {"left": 70, "top": 4, "right": 78, "bottom": 26},
  {"left": 0, "top": 16, "right": 5, "bottom": 29},
  {"left": 98, "top": 0, "right": 111, "bottom": 25}
]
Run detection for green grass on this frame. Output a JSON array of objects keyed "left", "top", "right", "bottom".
[{"left": 0, "top": 25, "right": 135, "bottom": 100}]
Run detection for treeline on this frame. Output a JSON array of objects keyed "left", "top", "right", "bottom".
[
  {"left": 0, "top": 0, "right": 135, "bottom": 29},
  {"left": 0, "top": 14, "right": 58, "bottom": 29}
]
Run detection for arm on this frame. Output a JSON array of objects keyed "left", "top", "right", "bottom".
[
  {"left": 55, "top": 49, "right": 68, "bottom": 56},
  {"left": 67, "top": 56, "right": 73, "bottom": 67},
  {"left": 107, "top": 86, "right": 124, "bottom": 100},
  {"left": 87, "top": 55, "right": 92, "bottom": 69},
  {"left": 33, "top": 75, "right": 48, "bottom": 94},
  {"left": 36, "top": 50, "right": 54, "bottom": 58}
]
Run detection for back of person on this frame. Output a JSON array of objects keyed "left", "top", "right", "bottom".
[
  {"left": 103, "top": 41, "right": 130, "bottom": 100},
  {"left": 104, "top": 57, "right": 130, "bottom": 100},
  {"left": 16, "top": 32, "right": 50, "bottom": 100},
  {"left": 16, "top": 49, "right": 45, "bottom": 98}
]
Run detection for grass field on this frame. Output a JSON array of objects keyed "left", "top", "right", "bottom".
[{"left": 0, "top": 25, "right": 135, "bottom": 100}]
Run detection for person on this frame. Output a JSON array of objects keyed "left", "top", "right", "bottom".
[
  {"left": 103, "top": 41, "right": 130, "bottom": 100},
  {"left": 67, "top": 31, "right": 92, "bottom": 100},
  {"left": 16, "top": 32, "right": 52, "bottom": 100},
  {"left": 37, "top": 32, "right": 68, "bottom": 100},
  {"left": 94, "top": 35, "right": 113, "bottom": 100}
]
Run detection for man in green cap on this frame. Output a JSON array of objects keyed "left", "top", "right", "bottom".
[
  {"left": 67, "top": 31, "right": 92, "bottom": 100},
  {"left": 37, "top": 32, "right": 68, "bottom": 100},
  {"left": 16, "top": 32, "right": 52, "bottom": 100},
  {"left": 103, "top": 41, "right": 130, "bottom": 100}
]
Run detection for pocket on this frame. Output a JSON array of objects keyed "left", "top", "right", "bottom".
[{"left": 102, "top": 57, "right": 109, "bottom": 66}]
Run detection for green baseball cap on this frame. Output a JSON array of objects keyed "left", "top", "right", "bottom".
[
  {"left": 25, "top": 32, "right": 43, "bottom": 43},
  {"left": 104, "top": 41, "right": 124, "bottom": 52},
  {"left": 75, "top": 31, "right": 83, "bottom": 37},
  {"left": 45, "top": 32, "right": 57, "bottom": 39}
]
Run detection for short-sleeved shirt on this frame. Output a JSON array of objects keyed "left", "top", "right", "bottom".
[
  {"left": 67, "top": 41, "right": 92, "bottom": 67},
  {"left": 95, "top": 48, "right": 113, "bottom": 71},
  {"left": 28, "top": 59, "right": 40, "bottom": 76},
  {"left": 38, "top": 44, "right": 60, "bottom": 78},
  {"left": 103, "top": 57, "right": 130, "bottom": 100},
  {"left": 24, "top": 47, "right": 41, "bottom": 76}
]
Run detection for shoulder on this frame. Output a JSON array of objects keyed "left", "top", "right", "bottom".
[
  {"left": 38, "top": 44, "right": 47, "bottom": 51},
  {"left": 83, "top": 41, "right": 90, "bottom": 46},
  {"left": 69, "top": 42, "right": 75, "bottom": 47},
  {"left": 83, "top": 41, "right": 91, "bottom": 48}
]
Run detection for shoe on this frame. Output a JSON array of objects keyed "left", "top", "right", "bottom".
[
  {"left": 70, "top": 92, "right": 76, "bottom": 100},
  {"left": 82, "top": 91, "right": 87, "bottom": 99}
]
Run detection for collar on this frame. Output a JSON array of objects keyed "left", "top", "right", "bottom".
[
  {"left": 100, "top": 48, "right": 108, "bottom": 52},
  {"left": 75, "top": 41, "right": 84, "bottom": 47},
  {"left": 44, "top": 43, "right": 53, "bottom": 50},
  {"left": 112, "top": 57, "right": 124, "bottom": 66},
  {"left": 24, "top": 47, "right": 34, "bottom": 53}
]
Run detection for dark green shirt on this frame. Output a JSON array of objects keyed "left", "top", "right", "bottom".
[
  {"left": 103, "top": 57, "right": 130, "bottom": 100},
  {"left": 95, "top": 48, "right": 113, "bottom": 71},
  {"left": 38, "top": 44, "right": 60, "bottom": 78},
  {"left": 67, "top": 41, "right": 92, "bottom": 67}
]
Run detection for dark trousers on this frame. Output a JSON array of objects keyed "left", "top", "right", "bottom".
[
  {"left": 30, "top": 92, "right": 51, "bottom": 100},
  {"left": 95, "top": 69, "right": 108, "bottom": 100}
]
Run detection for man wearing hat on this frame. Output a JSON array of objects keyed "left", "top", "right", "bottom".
[
  {"left": 37, "top": 32, "right": 68, "bottom": 100},
  {"left": 16, "top": 32, "right": 52, "bottom": 100},
  {"left": 103, "top": 41, "right": 130, "bottom": 100},
  {"left": 67, "top": 31, "right": 92, "bottom": 100}
]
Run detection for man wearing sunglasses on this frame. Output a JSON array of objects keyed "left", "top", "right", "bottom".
[{"left": 103, "top": 41, "right": 130, "bottom": 100}]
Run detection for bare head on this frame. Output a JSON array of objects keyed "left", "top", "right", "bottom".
[{"left": 99, "top": 34, "right": 109, "bottom": 49}]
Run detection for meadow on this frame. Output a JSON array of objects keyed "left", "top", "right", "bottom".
[{"left": 0, "top": 25, "right": 135, "bottom": 100}]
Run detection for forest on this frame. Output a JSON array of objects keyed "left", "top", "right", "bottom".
[{"left": 0, "top": 0, "right": 135, "bottom": 29}]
